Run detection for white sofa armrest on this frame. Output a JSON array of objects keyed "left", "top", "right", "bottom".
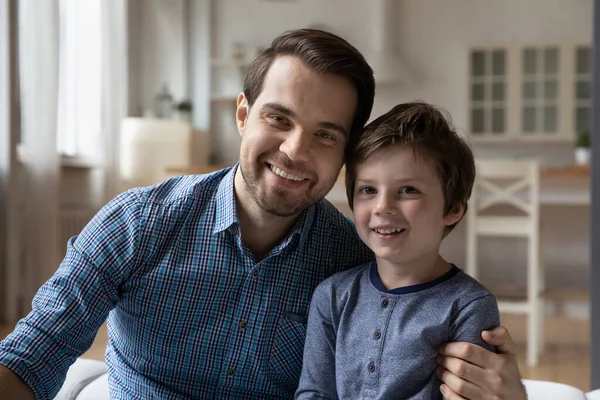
[{"left": 53, "top": 358, "right": 107, "bottom": 400}]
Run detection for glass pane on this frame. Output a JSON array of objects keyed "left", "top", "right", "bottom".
[
  {"left": 492, "top": 50, "right": 505, "bottom": 76},
  {"left": 576, "top": 47, "right": 591, "bottom": 74},
  {"left": 492, "top": 83, "right": 504, "bottom": 101},
  {"left": 472, "top": 109, "right": 485, "bottom": 133},
  {"left": 543, "top": 106, "right": 557, "bottom": 132},
  {"left": 471, "top": 83, "right": 485, "bottom": 101},
  {"left": 523, "top": 82, "right": 536, "bottom": 99},
  {"left": 544, "top": 81, "right": 558, "bottom": 99},
  {"left": 523, "top": 107, "right": 536, "bottom": 132},
  {"left": 524, "top": 48, "right": 537, "bottom": 74},
  {"left": 576, "top": 80, "right": 590, "bottom": 100},
  {"left": 472, "top": 51, "right": 485, "bottom": 76},
  {"left": 492, "top": 108, "right": 505, "bottom": 133},
  {"left": 576, "top": 106, "right": 590, "bottom": 133},
  {"left": 544, "top": 47, "right": 558, "bottom": 74}
]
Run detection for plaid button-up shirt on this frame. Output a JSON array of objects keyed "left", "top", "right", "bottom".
[{"left": 0, "top": 165, "right": 373, "bottom": 399}]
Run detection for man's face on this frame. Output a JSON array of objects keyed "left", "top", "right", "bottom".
[{"left": 235, "top": 55, "right": 357, "bottom": 217}]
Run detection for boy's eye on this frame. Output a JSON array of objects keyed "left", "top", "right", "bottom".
[
  {"left": 400, "top": 186, "right": 420, "bottom": 195},
  {"left": 358, "top": 186, "right": 377, "bottom": 195}
]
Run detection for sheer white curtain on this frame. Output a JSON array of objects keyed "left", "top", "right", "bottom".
[
  {"left": 0, "top": 0, "right": 22, "bottom": 323},
  {"left": 100, "top": 0, "right": 128, "bottom": 202},
  {"left": 18, "top": 0, "right": 61, "bottom": 306},
  {"left": 57, "top": 0, "right": 102, "bottom": 159}
]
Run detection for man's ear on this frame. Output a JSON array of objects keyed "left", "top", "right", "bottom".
[
  {"left": 236, "top": 93, "right": 250, "bottom": 135},
  {"left": 444, "top": 203, "right": 465, "bottom": 227}
]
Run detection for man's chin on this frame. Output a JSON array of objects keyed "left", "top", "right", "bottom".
[{"left": 255, "top": 193, "right": 313, "bottom": 217}]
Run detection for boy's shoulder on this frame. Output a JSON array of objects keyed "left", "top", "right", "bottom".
[{"left": 442, "top": 267, "right": 497, "bottom": 306}]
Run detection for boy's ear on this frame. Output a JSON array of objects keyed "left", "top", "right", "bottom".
[{"left": 443, "top": 203, "right": 465, "bottom": 227}]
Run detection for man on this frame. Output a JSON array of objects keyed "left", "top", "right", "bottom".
[{"left": 0, "top": 29, "right": 526, "bottom": 399}]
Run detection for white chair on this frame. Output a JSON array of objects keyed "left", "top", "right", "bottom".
[{"left": 466, "top": 160, "right": 544, "bottom": 367}]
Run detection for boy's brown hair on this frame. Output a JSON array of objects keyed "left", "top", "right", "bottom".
[
  {"left": 345, "top": 101, "right": 476, "bottom": 236},
  {"left": 244, "top": 29, "right": 375, "bottom": 141}
]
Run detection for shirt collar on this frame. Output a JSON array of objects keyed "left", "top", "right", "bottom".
[
  {"left": 213, "top": 164, "right": 239, "bottom": 234},
  {"left": 212, "top": 162, "right": 317, "bottom": 251}
]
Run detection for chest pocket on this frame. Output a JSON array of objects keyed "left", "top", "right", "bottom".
[{"left": 268, "top": 314, "right": 307, "bottom": 395}]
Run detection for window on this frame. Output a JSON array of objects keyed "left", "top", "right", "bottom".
[
  {"left": 521, "top": 47, "right": 559, "bottom": 134},
  {"left": 56, "top": 0, "right": 102, "bottom": 158},
  {"left": 470, "top": 49, "right": 507, "bottom": 135},
  {"left": 574, "top": 46, "right": 591, "bottom": 134}
]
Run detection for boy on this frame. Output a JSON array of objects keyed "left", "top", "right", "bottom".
[{"left": 295, "top": 102, "right": 500, "bottom": 399}]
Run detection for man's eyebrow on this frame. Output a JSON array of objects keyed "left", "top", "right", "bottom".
[
  {"left": 261, "top": 102, "right": 295, "bottom": 116},
  {"left": 261, "top": 102, "right": 348, "bottom": 138},
  {"left": 319, "top": 122, "right": 348, "bottom": 138}
]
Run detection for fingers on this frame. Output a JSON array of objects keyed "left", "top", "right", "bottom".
[
  {"left": 436, "top": 354, "right": 487, "bottom": 388},
  {"left": 436, "top": 366, "right": 483, "bottom": 400},
  {"left": 439, "top": 342, "right": 491, "bottom": 369},
  {"left": 439, "top": 384, "right": 465, "bottom": 400},
  {"left": 481, "top": 326, "right": 517, "bottom": 356}
]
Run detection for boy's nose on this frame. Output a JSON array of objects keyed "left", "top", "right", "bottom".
[{"left": 374, "top": 196, "right": 396, "bottom": 215}]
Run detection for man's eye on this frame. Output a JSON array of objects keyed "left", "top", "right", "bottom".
[
  {"left": 317, "top": 131, "right": 335, "bottom": 140},
  {"left": 269, "top": 115, "right": 288, "bottom": 125},
  {"left": 358, "top": 186, "right": 376, "bottom": 195}
]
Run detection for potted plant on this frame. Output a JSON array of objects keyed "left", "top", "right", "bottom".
[
  {"left": 574, "top": 130, "right": 591, "bottom": 165},
  {"left": 175, "top": 100, "right": 193, "bottom": 122}
]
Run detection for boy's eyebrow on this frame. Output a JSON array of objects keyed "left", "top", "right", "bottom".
[
  {"left": 355, "top": 176, "right": 422, "bottom": 184},
  {"left": 261, "top": 102, "right": 348, "bottom": 138}
]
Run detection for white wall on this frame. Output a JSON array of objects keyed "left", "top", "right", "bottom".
[
  {"left": 208, "top": 0, "right": 593, "bottom": 291},
  {"left": 129, "top": 0, "right": 188, "bottom": 116}
]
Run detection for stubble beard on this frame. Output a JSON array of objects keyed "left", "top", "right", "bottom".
[{"left": 239, "top": 161, "right": 322, "bottom": 217}]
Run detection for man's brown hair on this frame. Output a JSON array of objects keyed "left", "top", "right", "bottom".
[
  {"left": 345, "top": 101, "right": 476, "bottom": 236},
  {"left": 243, "top": 29, "right": 375, "bottom": 140}
]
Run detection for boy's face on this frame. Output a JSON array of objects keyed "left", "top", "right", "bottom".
[{"left": 352, "top": 144, "right": 463, "bottom": 267}]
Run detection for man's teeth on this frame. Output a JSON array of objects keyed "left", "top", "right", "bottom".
[
  {"left": 270, "top": 165, "right": 304, "bottom": 181},
  {"left": 374, "top": 228, "right": 405, "bottom": 234}
]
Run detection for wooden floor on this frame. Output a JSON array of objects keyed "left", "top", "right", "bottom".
[{"left": 0, "top": 319, "right": 592, "bottom": 392}]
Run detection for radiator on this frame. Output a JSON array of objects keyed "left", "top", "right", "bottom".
[{"left": 58, "top": 207, "right": 96, "bottom": 257}]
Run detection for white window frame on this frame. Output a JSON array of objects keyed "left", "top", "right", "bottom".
[{"left": 468, "top": 41, "right": 591, "bottom": 144}]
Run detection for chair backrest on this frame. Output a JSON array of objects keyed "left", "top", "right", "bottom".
[
  {"left": 465, "top": 159, "right": 541, "bottom": 278},
  {"left": 471, "top": 160, "right": 541, "bottom": 218}
]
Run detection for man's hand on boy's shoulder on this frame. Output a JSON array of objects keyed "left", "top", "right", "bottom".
[{"left": 435, "top": 326, "right": 527, "bottom": 400}]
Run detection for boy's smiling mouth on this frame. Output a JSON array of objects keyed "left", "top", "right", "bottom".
[{"left": 372, "top": 227, "right": 407, "bottom": 236}]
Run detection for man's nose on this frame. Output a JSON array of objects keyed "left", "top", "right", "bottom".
[{"left": 279, "top": 130, "right": 311, "bottom": 163}]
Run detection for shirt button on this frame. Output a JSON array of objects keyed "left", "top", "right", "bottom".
[
  {"left": 373, "top": 330, "right": 381, "bottom": 340},
  {"left": 227, "top": 368, "right": 235, "bottom": 377},
  {"left": 367, "top": 362, "right": 376, "bottom": 373},
  {"left": 381, "top": 297, "right": 389, "bottom": 308},
  {"left": 252, "top": 269, "right": 259, "bottom": 279},
  {"left": 239, "top": 319, "right": 247, "bottom": 330}
]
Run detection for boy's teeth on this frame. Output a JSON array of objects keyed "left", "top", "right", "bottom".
[
  {"left": 375, "top": 228, "right": 404, "bottom": 234},
  {"left": 270, "top": 165, "right": 304, "bottom": 181}
]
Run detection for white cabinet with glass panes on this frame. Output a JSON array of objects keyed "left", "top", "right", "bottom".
[
  {"left": 574, "top": 46, "right": 591, "bottom": 135},
  {"left": 468, "top": 43, "right": 590, "bottom": 143}
]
